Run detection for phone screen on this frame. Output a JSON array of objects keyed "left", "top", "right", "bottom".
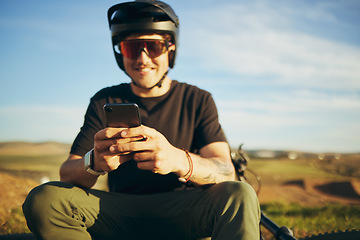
[{"left": 103, "top": 103, "right": 141, "bottom": 128}]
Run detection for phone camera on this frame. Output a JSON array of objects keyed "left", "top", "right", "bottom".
[{"left": 106, "top": 107, "right": 113, "bottom": 112}]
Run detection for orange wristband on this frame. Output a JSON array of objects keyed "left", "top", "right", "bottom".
[{"left": 178, "top": 149, "right": 193, "bottom": 183}]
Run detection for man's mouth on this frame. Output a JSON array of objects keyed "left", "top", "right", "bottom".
[{"left": 136, "top": 66, "right": 155, "bottom": 73}]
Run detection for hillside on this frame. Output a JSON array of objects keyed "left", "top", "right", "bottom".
[
  {"left": 0, "top": 141, "right": 71, "bottom": 156},
  {"left": 0, "top": 142, "right": 71, "bottom": 184}
]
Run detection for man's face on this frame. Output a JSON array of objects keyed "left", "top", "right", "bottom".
[{"left": 122, "top": 34, "right": 175, "bottom": 89}]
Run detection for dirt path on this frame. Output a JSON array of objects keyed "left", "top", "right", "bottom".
[{"left": 258, "top": 179, "right": 360, "bottom": 206}]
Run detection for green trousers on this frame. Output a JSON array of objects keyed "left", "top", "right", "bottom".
[{"left": 23, "top": 181, "right": 260, "bottom": 240}]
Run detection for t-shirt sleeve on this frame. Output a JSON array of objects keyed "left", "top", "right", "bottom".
[
  {"left": 70, "top": 98, "right": 106, "bottom": 157},
  {"left": 193, "top": 92, "right": 227, "bottom": 150}
]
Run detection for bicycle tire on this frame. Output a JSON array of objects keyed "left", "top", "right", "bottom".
[{"left": 300, "top": 230, "right": 360, "bottom": 240}]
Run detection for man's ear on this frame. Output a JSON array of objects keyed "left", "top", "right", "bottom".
[
  {"left": 169, "top": 43, "right": 176, "bottom": 51},
  {"left": 168, "top": 50, "right": 175, "bottom": 68}
]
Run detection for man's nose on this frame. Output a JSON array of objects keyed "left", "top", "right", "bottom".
[{"left": 136, "top": 48, "right": 152, "bottom": 63}]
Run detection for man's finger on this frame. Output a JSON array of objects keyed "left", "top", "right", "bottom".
[{"left": 95, "top": 127, "right": 126, "bottom": 140}]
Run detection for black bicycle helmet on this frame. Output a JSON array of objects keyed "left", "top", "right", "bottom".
[{"left": 107, "top": 0, "right": 179, "bottom": 71}]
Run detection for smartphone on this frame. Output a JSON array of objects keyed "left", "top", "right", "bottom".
[{"left": 103, "top": 103, "right": 141, "bottom": 128}]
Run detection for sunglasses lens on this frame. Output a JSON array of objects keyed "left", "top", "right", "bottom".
[
  {"left": 120, "top": 41, "right": 142, "bottom": 59},
  {"left": 119, "top": 40, "right": 167, "bottom": 59},
  {"left": 145, "top": 41, "right": 166, "bottom": 58}
]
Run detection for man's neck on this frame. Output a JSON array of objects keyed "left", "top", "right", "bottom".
[{"left": 130, "top": 77, "right": 172, "bottom": 98}]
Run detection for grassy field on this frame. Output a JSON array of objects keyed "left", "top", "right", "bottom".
[
  {"left": 247, "top": 158, "right": 349, "bottom": 185},
  {"left": 2, "top": 201, "right": 359, "bottom": 239},
  {"left": 260, "top": 202, "right": 360, "bottom": 239},
  {"left": 0, "top": 208, "right": 30, "bottom": 235},
  {"left": 246, "top": 157, "right": 360, "bottom": 239},
  {"left": 0, "top": 155, "right": 63, "bottom": 179},
  {"left": 0, "top": 142, "right": 359, "bottom": 238}
]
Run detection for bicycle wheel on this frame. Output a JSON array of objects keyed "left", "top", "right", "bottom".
[
  {"left": 240, "top": 168, "right": 261, "bottom": 195},
  {"left": 300, "top": 230, "right": 360, "bottom": 240}
]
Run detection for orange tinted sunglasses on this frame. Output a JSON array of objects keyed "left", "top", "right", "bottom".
[{"left": 118, "top": 39, "right": 171, "bottom": 59}]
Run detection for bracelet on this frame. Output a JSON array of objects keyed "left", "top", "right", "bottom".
[{"left": 178, "top": 149, "right": 193, "bottom": 183}]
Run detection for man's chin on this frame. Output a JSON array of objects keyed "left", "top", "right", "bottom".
[{"left": 131, "top": 79, "right": 158, "bottom": 89}]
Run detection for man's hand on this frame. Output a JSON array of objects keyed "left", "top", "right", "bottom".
[
  {"left": 92, "top": 127, "right": 145, "bottom": 173},
  {"left": 107, "top": 125, "right": 187, "bottom": 176}
]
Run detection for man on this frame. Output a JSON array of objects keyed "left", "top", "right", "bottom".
[{"left": 23, "top": 1, "right": 260, "bottom": 239}]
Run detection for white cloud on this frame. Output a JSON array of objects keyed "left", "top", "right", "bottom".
[
  {"left": 181, "top": 2, "right": 360, "bottom": 91},
  {"left": 218, "top": 90, "right": 360, "bottom": 114}
]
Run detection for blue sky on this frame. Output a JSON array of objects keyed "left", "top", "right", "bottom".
[{"left": 0, "top": 0, "right": 359, "bottom": 153}]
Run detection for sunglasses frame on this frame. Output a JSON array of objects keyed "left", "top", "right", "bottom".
[{"left": 118, "top": 39, "right": 172, "bottom": 60}]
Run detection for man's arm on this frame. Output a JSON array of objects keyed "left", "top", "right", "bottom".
[
  {"left": 188, "top": 141, "right": 236, "bottom": 186},
  {"left": 60, "top": 154, "right": 99, "bottom": 189}
]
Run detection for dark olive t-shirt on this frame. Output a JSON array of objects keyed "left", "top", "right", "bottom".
[{"left": 70, "top": 80, "right": 227, "bottom": 194}]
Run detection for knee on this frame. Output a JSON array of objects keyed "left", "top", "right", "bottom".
[
  {"left": 215, "top": 181, "right": 258, "bottom": 203},
  {"left": 22, "top": 181, "right": 74, "bottom": 221},
  {"left": 210, "top": 181, "right": 260, "bottom": 216}
]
